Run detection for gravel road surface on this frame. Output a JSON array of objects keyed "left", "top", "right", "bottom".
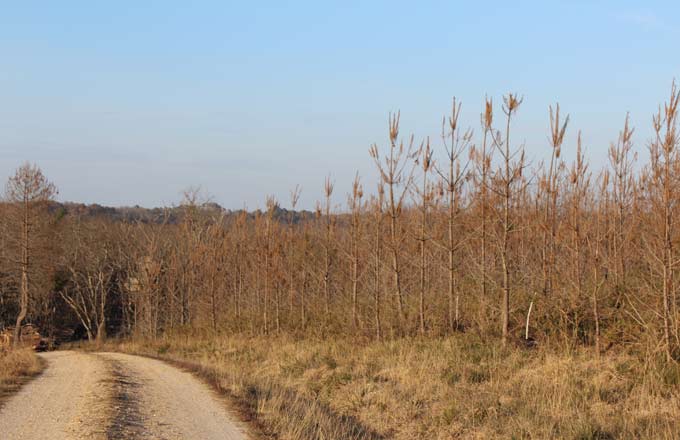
[{"left": 0, "top": 351, "right": 249, "bottom": 440}]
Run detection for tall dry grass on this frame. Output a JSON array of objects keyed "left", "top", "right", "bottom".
[
  {"left": 0, "top": 348, "right": 44, "bottom": 403},
  {"left": 108, "top": 334, "right": 680, "bottom": 440}
]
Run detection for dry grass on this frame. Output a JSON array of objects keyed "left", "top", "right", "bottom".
[
  {"left": 0, "top": 348, "right": 44, "bottom": 405},
  {"left": 99, "top": 333, "right": 680, "bottom": 440}
]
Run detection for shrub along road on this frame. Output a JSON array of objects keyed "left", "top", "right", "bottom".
[{"left": 0, "top": 351, "right": 249, "bottom": 440}]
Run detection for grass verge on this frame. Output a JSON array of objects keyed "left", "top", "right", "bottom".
[
  {"left": 0, "top": 348, "right": 45, "bottom": 407},
  {"left": 90, "top": 334, "right": 680, "bottom": 439}
]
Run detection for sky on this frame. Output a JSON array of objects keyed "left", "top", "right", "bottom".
[{"left": 0, "top": 1, "right": 678, "bottom": 210}]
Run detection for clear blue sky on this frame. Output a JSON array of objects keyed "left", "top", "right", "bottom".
[{"left": 0, "top": 1, "right": 678, "bottom": 209}]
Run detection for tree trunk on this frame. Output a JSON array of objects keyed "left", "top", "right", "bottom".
[{"left": 13, "top": 196, "right": 30, "bottom": 347}]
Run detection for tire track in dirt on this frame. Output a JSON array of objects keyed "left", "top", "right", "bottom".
[
  {"left": 97, "top": 352, "right": 249, "bottom": 440},
  {"left": 104, "top": 358, "right": 146, "bottom": 439}
]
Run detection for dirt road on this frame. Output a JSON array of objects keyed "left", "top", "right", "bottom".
[{"left": 0, "top": 351, "right": 249, "bottom": 440}]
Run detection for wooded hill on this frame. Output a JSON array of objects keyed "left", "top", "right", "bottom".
[{"left": 44, "top": 201, "right": 313, "bottom": 225}]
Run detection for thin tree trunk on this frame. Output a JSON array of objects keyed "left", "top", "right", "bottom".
[
  {"left": 13, "top": 195, "right": 30, "bottom": 347},
  {"left": 501, "top": 114, "right": 512, "bottom": 345}
]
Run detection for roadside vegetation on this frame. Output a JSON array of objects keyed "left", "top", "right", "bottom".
[
  {"left": 0, "top": 348, "right": 44, "bottom": 404},
  {"left": 111, "top": 333, "right": 680, "bottom": 439}
]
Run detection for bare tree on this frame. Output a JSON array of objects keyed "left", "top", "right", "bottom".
[
  {"left": 263, "top": 196, "right": 278, "bottom": 335},
  {"left": 527, "top": 105, "right": 568, "bottom": 341},
  {"left": 5, "top": 163, "right": 57, "bottom": 346},
  {"left": 288, "top": 185, "right": 302, "bottom": 323},
  {"left": 233, "top": 210, "right": 248, "bottom": 325},
  {"left": 566, "top": 133, "right": 590, "bottom": 343},
  {"left": 590, "top": 170, "right": 609, "bottom": 356},
  {"left": 542, "top": 104, "right": 569, "bottom": 297},
  {"left": 608, "top": 115, "right": 636, "bottom": 299},
  {"left": 647, "top": 82, "right": 680, "bottom": 362},
  {"left": 415, "top": 140, "right": 433, "bottom": 334},
  {"left": 60, "top": 220, "right": 119, "bottom": 342},
  {"left": 491, "top": 94, "right": 525, "bottom": 345},
  {"left": 436, "top": 99, "right": 472, "bottom": 331},
  {"left": 370, "top": 112, "right": 419, "bottom": 330},
  {"left": 347, "top": 174, "right": 363, "bottom": 329},
  {"left": 322, "top": 177, "right": 335, "bottom": 321},
  {"left": 372, "top": 184, "right": 385, "bottom": 340},
  {"left": 474, "top": 98, "right": 494, "bottom": 305}
]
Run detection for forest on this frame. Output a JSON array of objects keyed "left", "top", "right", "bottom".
[{"left": 2, "top": 84, "right": 680, "bottom": 366}]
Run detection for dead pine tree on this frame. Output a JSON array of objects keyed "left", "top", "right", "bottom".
[
  {"left": 566, "top": 132, "right": 591, "bottom": 344},
  {"left": 321, "top": 176, "right": 335, "bottom": 323},
  {"left": 347, "top": 174, "right": 364, "bottom": 330},
  {"left": 474, "top": 98, "right": 494, "bottom": 304},
  {"left": 288, "top": 185, "right": 301, "bottom": 323},
  {"left": 490, "top": 93, "right": 525, "bottom": 345},
  {"left": 274, "top": 244, "right": 283, "bottom": 334},
  {"left": 252, "top": 211, "right": 265, "bottom": 333},
  {"left": 527, "top": 104, "right": 568, "bottom": 342},
  {"left": 647, "top": 82, "right": 680, "bottom": 362},
  {"left": 370, "top": 112, "right": 419, "bottom": 332},
  {"left": 608, "top": 115, "right": 636, "bottom": 303},
  {"left": 233, "top": 210, "right": 248, "bottom": 325},
  {"left": 372, "top": 184, "right": 385, "bottom": 340},
  {"left": 435, "top": 98, "right": 472, "bottom": 332},
  {"left": 263, "top": 196, "right": 278, "bottom": 335},
  {"left": 589, "top": 170, "right": 609, "bottom": 356},
  {"left": 542, "top": 104, "right": 569, "bottom": 297},
  {"left": 414, "top": 139, "right": 434, "bottom": 335},
  {"left": 300, "top": 219, "right": 311, "bottom": 330},
  {"left": 5, "top": 163, "right": 57, "bottom": 347}
]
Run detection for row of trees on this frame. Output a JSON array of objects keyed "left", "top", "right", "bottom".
[{"left": 2, "top": 84, "right": 680, "bottom": 362}]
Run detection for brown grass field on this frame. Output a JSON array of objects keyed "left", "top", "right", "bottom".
[
  {"left": 0, "top": 349, "right": 44, "bottom": 405},
  {"left": 99, "top": 333, "right": 680, "bottom": 440}
]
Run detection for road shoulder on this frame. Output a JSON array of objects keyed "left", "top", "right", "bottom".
[{"left": 0, "top": 349, "right": 46, "bottom": 409}]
